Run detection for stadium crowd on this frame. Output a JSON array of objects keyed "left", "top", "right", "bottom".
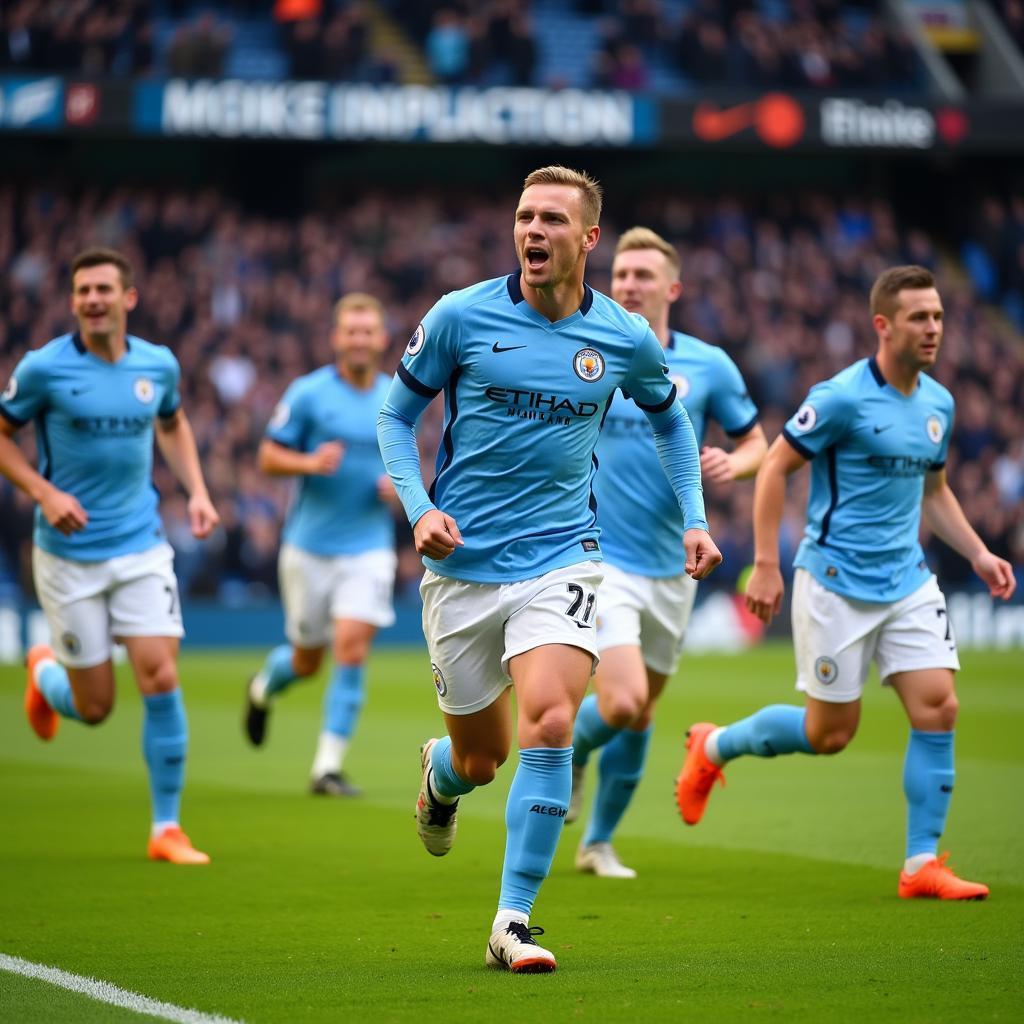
[{"left": 0, "top": 182, "right": 1022, "bottom": 604}]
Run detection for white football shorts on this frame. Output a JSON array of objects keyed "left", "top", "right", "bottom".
[
  {"left": 792, "top": 568, "right": 960, "bottom": 704},
  {"left": 420, "top": 560, "right": 604, "bottom": 715},
  {"left": 596, "top": 561, "right": 698, "bottom": 676},
  {"left": 32, "top": 542, "right": 183, "bottom": 668},
  {"left": 279, "top": 543, "right": 397, "bottom": 648}
]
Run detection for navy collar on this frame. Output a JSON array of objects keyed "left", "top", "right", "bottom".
[
  {"left": 72, "top": 331, "right": 131, "bottom": 354},
  {"left": 505, "top": 273, "right": 593, "bottom": 316},
  {"left": 867, "top": 355, "right": 886, "bottom": 387}
]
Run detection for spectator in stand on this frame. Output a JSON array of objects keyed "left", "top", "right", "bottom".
[
  {"left": 425, "top": 8, "right": 470, "bottom": 85},
  {"left": 166, "top": 12, "right": 231, "bottom": 79}
]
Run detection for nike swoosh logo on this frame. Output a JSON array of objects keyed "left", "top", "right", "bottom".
[
  {"left": 873, "top": 424, "right": 892, "bottom": 434},
  {"left": 70, "top": 387, "right": 90, "bottom": 396},
  {"left": 492, "top": 342, "right": 527, "bottom": 353}
]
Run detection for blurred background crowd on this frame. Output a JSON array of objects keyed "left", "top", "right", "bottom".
[{"left": 1, "top": 181, "right": 1021, "bottom": 604}]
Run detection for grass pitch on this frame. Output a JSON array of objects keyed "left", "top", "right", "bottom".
[{"left": 1, "top": 645, "right": 1021, "bottom": 1023}]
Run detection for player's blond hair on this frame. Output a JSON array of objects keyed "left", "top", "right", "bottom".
[
  {"left": 615, "top": 227, "right": 681, "bottom": 277},
  {"left": 869, "top": 265, "right": 936, "bottom": 319},
  {"left": 334, "top": 292, "right": 385, "bottom": 325},
  {"left": 522, "top": 166, "right": 603, "bottom": 229}
]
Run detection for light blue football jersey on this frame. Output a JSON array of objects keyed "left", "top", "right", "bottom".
[
  {"left": 596, "top": 330, "right": 758, "bottom": 577},
  {"left": 783, "top": 356, "right": 954, "bottom": 603},
  {"left": 378, "top": 275, "right": 707, "bottom": 583},
  {"left": 0, "top": 332, "right": 180, "bottom": 561},
  {"left": 266, "top": 367, "right": 394, "bottom": 557}
]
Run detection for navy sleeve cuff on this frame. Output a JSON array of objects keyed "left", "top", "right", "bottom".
[
  {"left": 929, "top": 461, "right": 945, "bottom": 472},
  {"left": 0, "top": 404, "right": 26, "bottom": 427},
  {"left": 782, "top": 427, "right": 814, "bottom": 461},
  {"left": 635, "top": 384, "right": 677, "bottom": 414},
  {"left": 725, "top": 414, "right": 759, "bottom": 439},
  {"left": 397, "top": 363, "right": 440, "bottom": 399}
]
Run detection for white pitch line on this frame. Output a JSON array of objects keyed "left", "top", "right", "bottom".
[{"left": 0, "top": 953, "right": 245, "bottom": 1024}]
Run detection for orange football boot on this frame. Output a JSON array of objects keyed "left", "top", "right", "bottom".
[
  {"left": 24, "top": 643, "right": 60, "bottom": 741},
  {"left": 898, "top": 853, "right": 988, "bottom": 900},
  {"left": 675, "top": 722, "right": 726, "bottom": 825},
  {"left": 147, "top": 827, "right": 211, "bottom": 865}
]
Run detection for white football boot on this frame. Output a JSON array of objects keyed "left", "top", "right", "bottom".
[
  {"left": 415, "top": 738, "right": 458, "bottom": 856},
  {"left": 575, "top": 841, "right": 637, "bottom": 879},
  {"left": 485, "top": 921, "right": 557, "bottom": 973}
]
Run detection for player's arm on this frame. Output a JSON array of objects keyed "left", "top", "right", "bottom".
[
  {"left": 744, "top": 435, "right": 806, "bottom": 623},
  {"left": 258, "top": 437, "right": 343, "bottom": 477},
  {"left": 923, "top": 468, "right": 1016, "bottom": 599},
  {"left": 155, "top": 408, "right": 220, "bottom": 539},
  {"left": 0, "top": 417, "right": 87, "bottom": 535},
  {"left": 700, "top": 422, "right": 768, "bottom": 484}
]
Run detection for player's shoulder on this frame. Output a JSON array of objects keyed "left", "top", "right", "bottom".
[
  {"left": 671, "top": 330, "right": 728, "bottom": 365},
  {"left": 815, "top": 358, "right": 871, "bottom": 399},
  {"left": 590, "top": 290, "right": 651, "bottom": 344},
  {"left": 286, "top": 364, "right": 335, "bottom": 397},
  {"left": 127, "top": 334, "right": 179, "bottom": 369},
  {"left": 22, "top": 332, "right": 78, "bottom": 367},
  {"left": 443, "top": 276, "right": 510, "bottom": 314},
  {"left": 918, "top": 370, "right": 954, "bottom": 408}
]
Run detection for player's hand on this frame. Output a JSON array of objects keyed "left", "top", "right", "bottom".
[
  {"left": 971, "top": 550, "right": 1017, "bottom": 600},
  {"left": 414, "top": 509, "right": 464, "bottom": 560},
  {"left": 700, "top": 446, "right": 736, "bottom": 485},
  {"left": 188, "top": 492, "right": 221, "bottom": 539},
  {"left": 745, "top": 562, "right": 784, "bottom": 623},
  {"left": 684, "top": 528, "right": 722, "bottom": 580},
  {"left": 39, "top": 486, "right": 88, "bottom": 536},
  {"left": 376, "top": 474, "right": 400, "bottom": 508},
  {"left": 307, "top": 441, "right": 344, "bottom": 476}
]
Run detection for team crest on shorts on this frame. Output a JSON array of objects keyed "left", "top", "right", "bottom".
[
  {"left": 926, "top": 415, "right": 944, "bottom": 444},
  {"left": 431, "top": 662, "right": 447, "bottom": 697},
  {"left": 671, "top": 374, "right": 690, "bottom": 399},
  {"left": 814, "top": 656, "right": 838, "bottom": 685},
  {"left": 573, "top": 348, "right": 605, "bottom": 383},
  {"left": 1, "top": 375, "right": 16, "bottom": 401},
  {"left": 61, "top": 631, "right": 81, "bottom": 656},
  {"left": 133, "top": 377, "right": 155, "bottom": 403},
  {"left": 406, "top": 324, "right": 425, "bottom": 356}
]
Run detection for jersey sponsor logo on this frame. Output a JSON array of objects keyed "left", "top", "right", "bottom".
[
  {"left": 492, "top": 341, "right": 527, "bottom": 353},
  {"left": 431, "top": 662, "right": 448, "bottom": 698},
  {"left": 71, "top": 415, "right": 151, "bottom": 437},
  {"left": 926, "top": 415, "right": 944, "bottom": 444},
  {"left": 670, "top": 374, "right": 690, "bottom": 399},
  {"left": 484, "top": 386, "right": 600, "bottom": 422},
  {"left": 133, "top": 377, "right": 155, "bottom": 404},
  {"left": 269, "top": 402, "right": 290, "bottom": 429},
  {"left": 573, "top": 348, "right": 605, "bottom": 383},
  {"left": 814, "top": 655, "right": 838, "bottom": 685},
  {"left": 2, "top": 375, "right": 17, "bottom": 402},
  {"left": 792, "top": 403, "right": 817, "bottom": 432},
  {"left": 528, "top": 804, "right": 568, "bottom": 817},
  {"left": 406, "top": 323, "right": 425, "bottom": 356},
  {"left": 866, "top": 454, "right": 932, "bottom": 476}
]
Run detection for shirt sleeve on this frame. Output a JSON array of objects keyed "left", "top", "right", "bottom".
[
  {"left": 158, "top": 349, "right": 182, "bottom": 419},
  {"left": 265, "top": 380, "right": 309, "bottom": 450},
  {"left": 395, "top": 294, "right": 461, "bottom": 397},
  {"left": 0, "top": 351, "right": 48, "bottom": 427},
  {"left": 709, "top": 349, "right": 758, "bottom": 437},
  {"left": 377, "top": 378, "right": 435, "bottom": 528},
  {"left": 781, "top": 380, "right": 854, "bottom": 460},
  {"left": 622, "top": 323, "right": 676, "bottom": 413}
]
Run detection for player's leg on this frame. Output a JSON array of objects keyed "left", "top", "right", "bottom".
[
  {"left": 309, "top": 618, "right": 377, "bottom": 795},
  {"left": 676, "top": 568, "right": 872, "bottom": 824},
  {"left": 245, "top": 544, "right": 329, "bottom": 746}
]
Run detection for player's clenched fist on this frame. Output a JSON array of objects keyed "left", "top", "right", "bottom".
[
  {"left": 414, "top": 509, "right": 464, "bottom": 560},
  {"left": 39, "top": 485, "right": 88, "bottom": 536},
  {"left": 744, "top": 561, "right": 784, "bottom": 623},
  {"left": 307, "top": 441, "right": 344, "bottom": 475},
  {"left": 683, "top": 528, "right": 722, "bottom": 581}
]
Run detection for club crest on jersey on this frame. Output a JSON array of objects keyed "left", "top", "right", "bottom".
[
  {"left": 431, "top": 662, "right": 448, "bottom": 697},
  {"left": 814, "top": 656, "right": 838, "bottom": 685},
  {"left": 573, "top": 348, "right": 605, "bottom": 383},
  {"left": 133, "top": 377, "right": 155, "bottom": 404},
  {"left": 671, "top": 374, "right": 690, "bottom": 399},
  {"left": 792, "top": 403, "right": 817, "bottom": 432},
  {"left": 926, "top": 415, "right": 944, "bottom": 444},
  {"left": 2, "top": 375, "right": 16, "bottom": 402},
  {"left": 406, "top": 323, "right": 425, "bottom": 357}
]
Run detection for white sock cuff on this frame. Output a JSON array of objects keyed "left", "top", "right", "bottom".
[{"left": 705, "top": 727, "right": 726, "bottom": 766}]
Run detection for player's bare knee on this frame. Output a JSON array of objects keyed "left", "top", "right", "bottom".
[
  {"left": 79, "top": 698, "right": 113, "bottom": 725},
  {"left": 459, "top": 752, "right": 499, "bottom": 787},
  {"left": 604, "top": 693, "right": 642, "bottom": 729},
  {"left": 531, "top": 706, "right": 575, "bottom": 748},
  {"left": 929, "top": 691, "right": 959, "bottom": 731},
  {"left": 293, "top": 648, "right": 322, "bottom": 677},
  {"left": 334, "top": 642, "right": 369, "bottom": 667},
  {"left": 143, "top": 660, "right": 179, "bottom": 695},
  {"left": 809, "top": 728, "right": 853, "bottom": 755}
]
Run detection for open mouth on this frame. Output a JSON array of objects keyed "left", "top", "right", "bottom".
[{"left": 525, "top": 247, "right": 549, "bottom": 271}]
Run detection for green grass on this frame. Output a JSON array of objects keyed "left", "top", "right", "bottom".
[{"left": 1, "top": 645, "right": 1021, "bottom": 1023}]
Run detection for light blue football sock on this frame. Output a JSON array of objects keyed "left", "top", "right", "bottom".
[
  {"left": 429, "top": 735, "right": 476, "bottom": 799},
  {"left": 717, "top": 704, "right": 815, "bottom": 761},
  {"left": 572, "top": 694, "right": 620, "bottom": 766},
  {"left": 904, "top": 729, "right": 955, "bottom": 858},
  {"left": 498, "top": 746, "right": 573, "bottom": 915},
  {"left": 36, "top": 661, "right": 81, "bottom": 720},
  {"left": 260, "top": 644, "right": 301, "bottom": 699},
  {"left": 322, "top": 664, "right": 365, "bottom": 739},
  {"left": 584, "top": 725, "right": 651, "bottom": 846},
  {"left": 142, "top": 690, "right": 188, "bottom": 825}
]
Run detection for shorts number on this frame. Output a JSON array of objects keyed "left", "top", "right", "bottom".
[
  {"left": 565, "top": 583, "right": 595, "bottom": 626},
  {"left": 936, "top": 607, "right": 955, "bottom": 649},
  {"left": 164, "top": 583, "right": 180, "bottom": 619}
]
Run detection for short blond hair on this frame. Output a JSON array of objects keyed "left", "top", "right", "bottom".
[
  {"left": 522, "top": 165, "right": 603, "bottom": 228},
  {"left": 334, "top": 292, "right": 384, "bottom": 325},
  {"left": 615, "top": 226, "right": 681, "bottom": 277},
  {"left": 869, "top": 266, "right": 935, "bottom": 319}
]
